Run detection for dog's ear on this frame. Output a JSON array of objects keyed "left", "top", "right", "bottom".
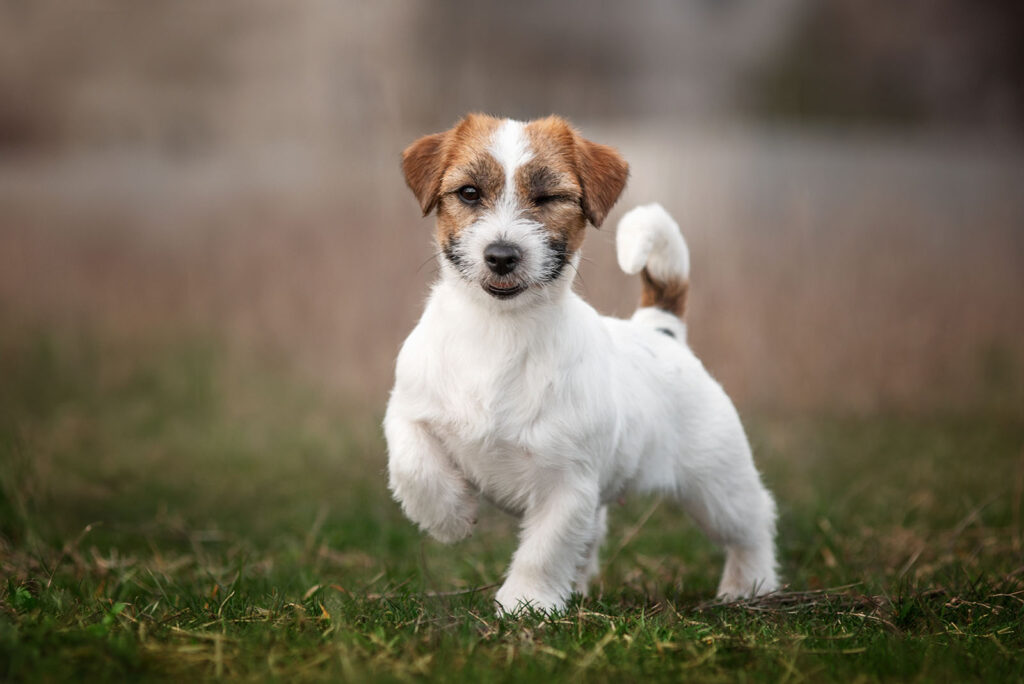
[
  {"left": 575, "top": 136, "right": 629, "bottom": 227},
  {"left": 402, "top": 131, "right": 449, "bottom": 216}
]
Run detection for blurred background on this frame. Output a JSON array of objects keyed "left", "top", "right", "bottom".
[
  {"left": 3, "top": 8, "right": 1024, "bottom": 676},
  {"left": 2, "top": 0, "right": 1023, "bottom": 415}
]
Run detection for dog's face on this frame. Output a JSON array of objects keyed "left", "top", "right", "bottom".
[{"left": 402, "top": 114, "right": 628, "bottom": 301}]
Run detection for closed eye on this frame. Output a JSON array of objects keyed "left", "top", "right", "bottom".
[{"left": 533, "top": 194, "right": 574, "bottom": 206}]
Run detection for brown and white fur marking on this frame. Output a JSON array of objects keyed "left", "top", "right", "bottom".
[{"left": 386, "top": 113, "right": 778, "bottom": 614}]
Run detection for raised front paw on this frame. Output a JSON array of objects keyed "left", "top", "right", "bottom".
[
  {"left": 494, "top": 578, "right": 566, "bottom": 617},
  {"left": 390, "top": 472, "right": 478, "bottom": 544},
  {"left": 418, "top": 497, "right": 477, "bottom": 544}
]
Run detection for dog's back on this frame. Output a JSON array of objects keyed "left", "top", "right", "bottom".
[{"left": 600, "top": 204, "right": 750, "bottom": 496}]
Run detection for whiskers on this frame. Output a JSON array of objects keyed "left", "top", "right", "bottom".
[{"left": 416, "top": 250, "right": 444, "bottom": 274}]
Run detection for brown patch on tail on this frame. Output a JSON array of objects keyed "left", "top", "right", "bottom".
[{"left": 640, "top": 268, "right": 688, "bottom": 318}]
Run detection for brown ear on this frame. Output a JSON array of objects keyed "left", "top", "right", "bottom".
[
  {"left": 575, "top": 136, "right": 629, "bottom": 227},
  {"left": 402, "top": 131, "right": 449, "bottom": 215}
]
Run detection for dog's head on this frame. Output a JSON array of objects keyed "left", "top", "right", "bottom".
[{"left": 402, "top": 114, "right": 628, "bottom": 302}]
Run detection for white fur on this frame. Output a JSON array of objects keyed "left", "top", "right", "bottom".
[
  {"left": 617, "top": 202, "right": 690, "bottom": 282},
  {"left": 489, "top": 119, "right": 533, "bottom": 192},
  {"left": 385, "top": 129, "right": 779, "bottom": 615}
]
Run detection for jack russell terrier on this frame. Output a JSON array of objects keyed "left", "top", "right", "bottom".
[{"left": 385, "top": 114, "right": 778, "bottom": 614}]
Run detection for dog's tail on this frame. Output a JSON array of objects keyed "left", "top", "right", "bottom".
[{"left": 616, "top": 203, "right": 690, "bottom": 319}]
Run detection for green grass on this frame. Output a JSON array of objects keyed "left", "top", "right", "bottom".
[{"left": 1, "top": 331, "right": 1022, "bottom": 681}]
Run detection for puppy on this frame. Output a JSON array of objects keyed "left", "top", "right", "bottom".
[{"left": 385, "top": 114, "right": 778, "bottom": 614}]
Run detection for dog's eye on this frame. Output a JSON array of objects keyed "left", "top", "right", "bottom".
[
  {"left": 457, "top": 186, "right": 481, "bottom": 204},
  {"left": 533, "top": 194, "right": 568, "bottom": 206}
]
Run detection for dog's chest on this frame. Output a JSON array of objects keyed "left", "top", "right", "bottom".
[
  {"left": 418, "top": 328, "right": 590, "bottom": 506},
  {"left": 430, "top": 342, "right": 557, "bottom": 447}
]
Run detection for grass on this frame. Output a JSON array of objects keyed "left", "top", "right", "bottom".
[{"left": 1, "top": 330, "right": 1022, "bottom": 681}]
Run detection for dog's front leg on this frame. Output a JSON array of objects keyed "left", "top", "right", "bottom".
[
  {"left": 385, "top": 414, "right": 478, "bottom": 544},
  {"left": 495, "top": 478, "right": 598, "bottom": 615}
]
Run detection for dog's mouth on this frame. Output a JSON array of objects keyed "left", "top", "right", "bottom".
[{"left": 483, "top": 282, "right": 527, "bottom": 299}]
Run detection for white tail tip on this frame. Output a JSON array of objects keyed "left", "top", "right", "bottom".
[{"left": 615, "top": 203, "right": 690, "bottom": 282}]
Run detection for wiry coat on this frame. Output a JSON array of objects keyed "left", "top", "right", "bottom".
[{"left": 385, "top": 115, "right": 778, "bottom": 614}]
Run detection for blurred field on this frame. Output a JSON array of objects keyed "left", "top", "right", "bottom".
[
  {"left": 3, "top": 1, "right": 1022, "bottom": 415},
  {"left": 3, "top": 127, "right": 1023, "bottom": 415},
  {"left": 2, "top": 333, "right": 1022, "bottom": 680},
  {"left": 4, "top": 123, "right": 1023, "bottom": 682}
]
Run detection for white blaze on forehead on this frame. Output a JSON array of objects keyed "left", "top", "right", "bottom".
[
  {"left": 488, "top": 120, "right": 533, "bottom": 202},
  {"left": 457, "top": 119, "right": 545, "bottom": 284}
]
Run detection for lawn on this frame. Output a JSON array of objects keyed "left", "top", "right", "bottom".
[{"left": 2, "top": 330, "right": 1022, "bottom": 681}]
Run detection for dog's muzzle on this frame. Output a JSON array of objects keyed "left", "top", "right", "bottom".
[{"left": 482, "top": 241, "right": 527, "bottom": 299}]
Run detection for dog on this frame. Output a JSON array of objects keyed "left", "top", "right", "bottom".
[{"left": 384, "top": 113, "right": 778, "bottom": 614}]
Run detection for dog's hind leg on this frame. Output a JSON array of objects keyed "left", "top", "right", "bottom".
[
  {"left": 675, "top": 466, "right": 779, "bottom": 599},
  {"left": 573, "top": 505, "right": 608, "bottom": 596}
]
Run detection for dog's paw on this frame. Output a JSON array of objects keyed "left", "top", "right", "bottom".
[
  {"left": 421, "top": 499, "right": 478, "bottom": 545},
  {"left": 716, "top": 575, "right": 779, "bottom": 601},
  {"left": 716, "top": 545, "right": 779, "bottom": 601},
  {"left": 494, "top": 579, "right": 565, "bottom": 617},
  {"left": 392, "top": 476, "right": 478, "bottom": 545}
]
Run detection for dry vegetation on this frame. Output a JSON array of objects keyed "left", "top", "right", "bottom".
[
  {"left": 2, "top": 1, "right": 1021, "bottom": 413},
  {"left": 1, "top": 2, "right": 1023, "bottom": 680},
  {"left": 1, "top": 335, "right": 1022, "bottom": 681},
  {"left": 2, "top": 126, "right": 1022, "bottom": 413}
]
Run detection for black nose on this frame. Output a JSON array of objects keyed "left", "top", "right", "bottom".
[{"left": 483, "top": 242, "right": 522, "bottom": 276}]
